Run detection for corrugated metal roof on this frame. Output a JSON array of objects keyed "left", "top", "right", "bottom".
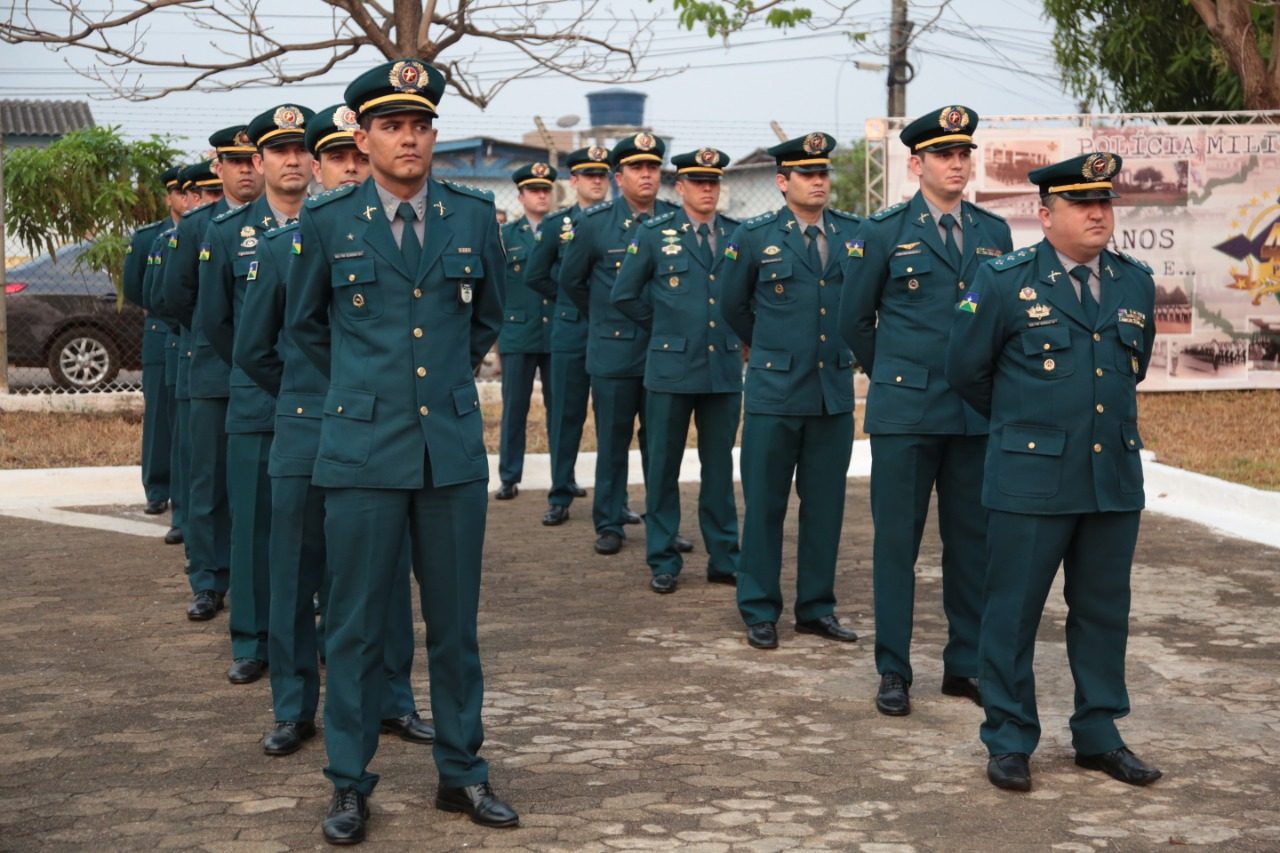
[{"left": 0, "top": 100, "right": 95, "bottom": 138}]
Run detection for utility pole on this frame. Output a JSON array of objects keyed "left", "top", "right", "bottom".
[{"left": 887, "top": 0, "right": 913, "bottom": 117}]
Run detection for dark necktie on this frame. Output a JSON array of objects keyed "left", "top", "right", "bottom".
[
  {"left": 1071, "top": 264, "right": 1098, "bottom": 326},
  {"left": 397, "top": 201, "right": 420, "bottom": 274},
  {"left": 636, "top": 212, "right": 650, "bottom": 225},
  {"left": 804, "top": 224, "right": 822, "bottom": 270},
  {"left": 939, "top": 213, "right": 961, "bottom": 268},
  {"left": 695, "top": 223, "right": 713, "bottom": 266}
]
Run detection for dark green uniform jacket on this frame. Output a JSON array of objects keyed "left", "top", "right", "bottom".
[
  {"left": 286, "top": 177, "right": 505, "bottom": 489},
  {"left": 612, "top": 208, "right": 743, "bottom": 394},
  {"left": 498, "top": 215, "right": 553, "bottom": 354},
  {"left": 125, "top": 220, "right": 172, "bottom": 367},
  {"left": 527, "top": 204, "right": 588, "bottom": 354},
  {"left": 161, "top": 199, "right": 231, "bottom": 399},
  {"left": 841, "top": 191, "right": 1012, "bottom": 434},
  {"left": 720, "top": 205, "right": 860, "bottom": 415},
  {"left": 945, "top": 240, "right": 1156, "bottom": 515}
]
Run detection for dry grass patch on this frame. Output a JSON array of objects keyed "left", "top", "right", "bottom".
[
  {"left": 0, "top": 410, "right": 143, "bottom": 469},
  {"left": 1137, "top": 390, "right": 1280, "bottom": 491}
]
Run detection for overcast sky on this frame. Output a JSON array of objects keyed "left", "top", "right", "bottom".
[{"left": 0, "top": 0, "right": 1078, "bottom": 159}]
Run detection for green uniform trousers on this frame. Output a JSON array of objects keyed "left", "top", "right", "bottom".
[
  {"left": 736, "top": 411, "right": 852, "bottom": 627},
  {"left": 979, "top": 508, "right": 1139, "bottom": 757},
  {"left": 140, "top": 361, "right": 172, "bottom": 504},
  {"left": 186, "top": 397, "right": 230, "bottom": 595},
  {"left": 869, "top": 433, "right": 986, "bottom": 683},
  {"left": 643, "top": 390, "right": 741, "bottom": 579},
  {"left": 497, "top": 352, "right": 552, "bottom": 486},
  {"left": 267, "top": 476, "right": 417, "bottom": 724},
  {"left": 322, "top": 471, "right": 488, "bottom": 795},
  {"left": 547, "top": 351, "right": 590, "bottom": 508},
  {"left": 590, "top": 375, "right": 646, "bottom": 535},
  {"left": 227, "top": 432, "right": 272, "bottom": 662},
  {"left": 167, "top": 388, "right": 188, "bottom": 545}
]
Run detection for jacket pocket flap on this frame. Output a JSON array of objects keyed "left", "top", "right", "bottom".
[
  {"left": 233, "top": 256, "right": 255, "bottom": 278},
  {"left": 1121, "top": 421, "right": 1143, "bottom": 451},
  {"left": 599, "top": 326, "right": 636, "bottom": 340},
  {"left": 650, "top": 335, "right": 687, "bottom": 353},
  {"left": 277, "top": 392, "right": 326, "bottom": 418},
  {"left": 659, "top": 257, "right": 690, "bottom": 274},
  {"left": 748, "top": 348, "right": 792, "bottom": 371},
  {"left": 889, "top": 253, "right": 932, "bottom": 278},
  {"left": 324, "top": 386, "right": 375, "bottom": 421},
  {"left": 443, "top": 254, "right": 483, "bottom": 279},
  {"left": 1117, "top": 326, "right": 1145, "bottom": 352},
  {"left": 452, "top": 382, "right": 481, "bottom": 416},
  {"left": 558, "top": 305, "right": 580, "bottom": 321},
  {"left": 871, "top": 359, "right": 928, "bottom": 389},
  {"left": 757, "top": 262, "right": 793, "bottom": 283},
  {"left": 505, "top": 309, "right": 527, "bottom": 323},
  {"left": 1001, "top": 424, "right": 1066, "bottom": 456},
  {"left": 1020, "top": 325, "right": 1072, "bottom": 356},
  {"left": 331, "top": 257, "right": 376, "bottom": 288}
]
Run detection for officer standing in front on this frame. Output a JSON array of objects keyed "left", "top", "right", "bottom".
[
  {"left": 719, "top": 133, "right": 861, "bottom": 651},
  {"left": 526, "top": 146, "right": 610, "bottom": 526},
  {"left": 559, "top": 133, "right": 678, "bottom": 556},
  {"left": 287, "top": 58, "right": 517, "bottom": 844},
  {"left": 946, "top": 153, "right": 1161, "bottom": 792},
  {"left": 612, "top": 147, "right": 742, "bottom": 594},
  {"left": 839, "top": 106, "right": 1013, "bottom": 716},
  {"left": 234, "top": 103, "right": 434, "bottom": 758},
  {"left": 494, "top": 162, "right": 557, "bottom": 500}
]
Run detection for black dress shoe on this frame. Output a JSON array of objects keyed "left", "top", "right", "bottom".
[
  {"left": 941, "top": 673, "right": 983, "bottom": 706},
  {"left": 494, "top": 482, "right": 518, "bottom": 500},
  {"left": 1075, "top": 747, "right": 1162, "bottom": 786},
  {"left": 569, "top": 482, "right": 587, "bottom": 498},
  {"left": 323, "top": 787, "right": 369, "bottom": 844},
  {"left": 674, "top": 534, "right": 694, "bottom": 553},
  {"left": 594, "top": 531, "right": 622, "bottom": 555},
  {"left": 542, "top": 504, "right": 570, "bottom": 526},
  {"left": 876, "top": 672, "right": 911, "bottom": 716},
  {"left": 380, "top": 711, "right": 435, "bottom": 744},
  {"left": 263, "top": 720, "right": 316, "bottom": 756},
  {"left": 164, "top": 526, "right": 183, "bottom": 545},
  {"left": 144, "top": 498, "right": 168, "bottom": 515},
  {"left": 227, "top": 658, "right": 267, "bottom": 684},
  {"left": 706, "top": 572, "right": 737, "bottom": 586},
  {"left": 435, "top": 782, "right": 519, "bottom": 828},
  {"left": 650, "top": 573, "right": 677, "bottom": 594},
  {"left": 622, "top": 506, "right": 641, "bottom": 525},
  {"left": 746, "top": 622, "right": 778, "bottom": 649},
  {"left": 795, "top": 614, "right": 859, "bottom": 642},
  {"left": 186, "top": 589, "right": 223, "bottom": 621},
  {"left": 988, "top": 753, "right": 1032, "bottom": 791}
]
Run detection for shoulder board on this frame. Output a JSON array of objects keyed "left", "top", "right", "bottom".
[
  {"left": 137, "top": 219, "right": 167, "bottom": 236},
  {"left": 439, "top": 179, "right": 494, "bottom": 202},
  {"left": 547, "top": 206, "right": 573, "bottom": 220},
  {"left": 719, "top": 214, "right": 741, "bottom": 227},
  {"left": 870, "top": 201, "right": 908, "bottom": 222},
  {"left": 644, "top": 211, "right": 677, "bottom": 228},
  {"left": 1116, "top": 251, "right": 1153, "bottom": 274},
  {"left": 583, "top": 200, "right": 614, "bottom": 216},
  {"left": 211, "top": 204, "right": 246, "bottom": 224},
  {"left": 830, "top": 208, "right": 861, "bottom": 222},
  {"left": 306, "top": 182, "right": 358, "bottom": 208},
  {"left": 743, "top": 210, "right": 778, "bottom": 231},
  {"left": 968, "top": 203, "right": 1007, "bottom": 223},
  {"left": 181, "top": 201, "right": 214, "bottom": 218},
  {"left": 990, "top": 247, "right": 1038, "bottom": 271},
  {"left": 264, "top": 221, "right": 299, "bottom": 240}
]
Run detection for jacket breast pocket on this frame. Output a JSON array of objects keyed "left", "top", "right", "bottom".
[
  {"left": 442, "top": 253, "right": 483, "bottom": 314},
  {"left": 758, "top": 261, "right": 795, "bottom": 306},
  {"left": 657, "top": 257, "right": 691, "bottom": 294},
  {"left": 1114, "top": 322, "right": 1145, "bottom": 376},
  {"left": 747, "top": 346, "right": 792, "bottom": 403},
  {"left": 649, "top": 335, "right": 687, "bottom": 382},
  {"left": 889, "top": 253, "right": 931, "bottom": 301},
  {"left": 331, "top": 258, "right": 381, "bottom": 321},
  {"left": 506, "top": 246, "right": 527, "bottom": 272},
  {"left": 996, "top": 424, "right": 1065, "bottom": 498},
  {"left": 319, "top": 386, "right": 375, "bottom": 467},
  {"left": 451, "top": 382, "right": 486, "bottom": 460},
  {"left": 1019, "top": 325, "right": 1074, "bottom": 378}
]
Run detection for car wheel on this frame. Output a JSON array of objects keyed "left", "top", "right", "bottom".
[{"left": 47, "top": 327, "right": 120, "bottom": 390}]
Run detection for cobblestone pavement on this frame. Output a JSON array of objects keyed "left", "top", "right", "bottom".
[{"left": 3, "top": 480, "right": 1279, "bottom": 851}]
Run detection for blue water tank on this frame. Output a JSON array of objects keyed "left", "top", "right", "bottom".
[{"left": 587, "top": 89, "right": 647, "bottom": 127}]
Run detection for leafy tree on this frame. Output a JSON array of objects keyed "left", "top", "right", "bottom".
[
  {"left": 1044, "top": 0, "right": 1278, "bottom": 112},
  {"left": 5, "top": 127, "right": 179, "bottom": 297},
  {"left": 830, "top": 137, "right": 867, "bottom": 216}
]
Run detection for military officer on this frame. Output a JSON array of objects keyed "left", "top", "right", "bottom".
[
  {"left": 720, "top": 132, "right": 861, "bottom": 650},
  {"left": 161, "top": 139, "right": 260, "bottom": 622},
  {"left": 234, "top": 103, "right": 434, "bottom": 758},
  {"left": 198, "top": 105, "right": 314, "bottom": 684},
  {"left": 286, "top": 58, "right": 517, "bottom": 844},
  {"left": 525, "top": 146, "right": 610, "bottom": 525},
  {"left": 612, "top": 147, "right": 742, "bottom": 594},
  {"left": 494, "top": 162, "right": 557, "bottom": 500},
  {"left": 945, "top": 153, "right": 1161, "bottom": 792},
  {"left": 123, "top": 165, "right": 181, "bottom": 517},
  {"left": 839, "top": 106, "right": 1013, "bottom": 716},
  {"left": 559, "top": 132, "right": 678, "bottom": 555}
]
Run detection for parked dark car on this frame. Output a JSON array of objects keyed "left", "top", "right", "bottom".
[{"left": 5, "top": 241, "right": 144, "bottom": 390}]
